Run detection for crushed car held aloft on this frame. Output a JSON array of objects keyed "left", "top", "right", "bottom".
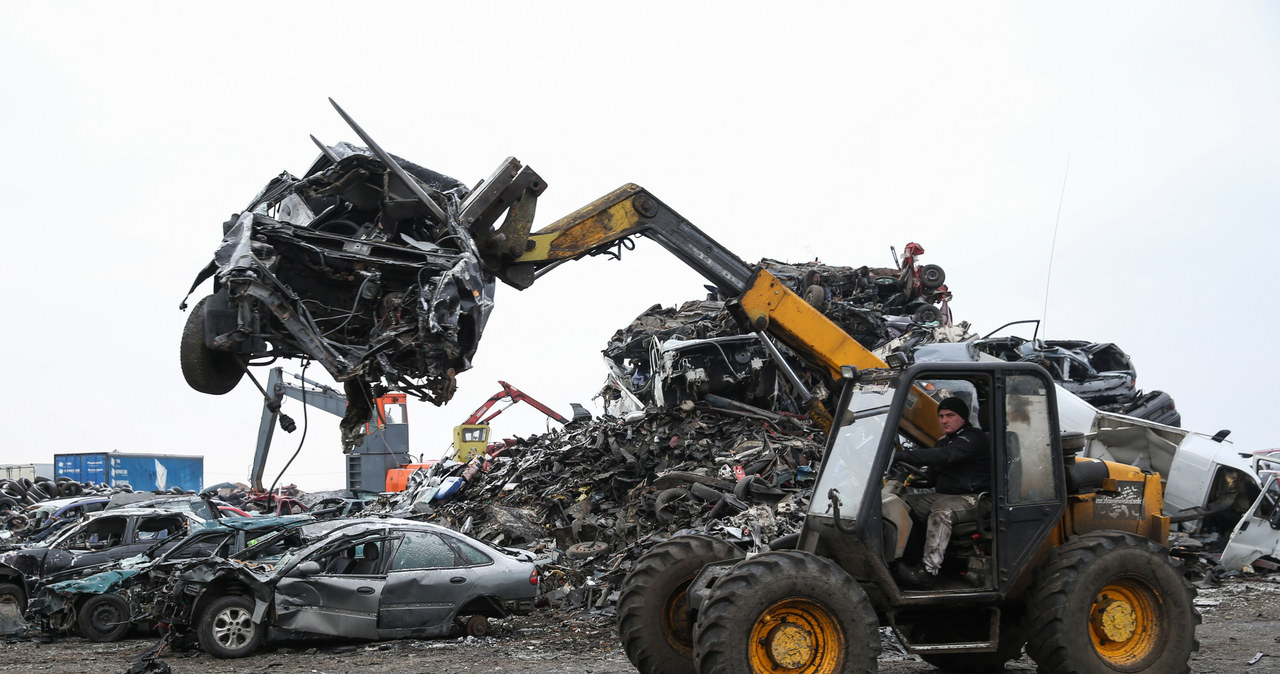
[{"left": 180, "top": 100, "right": 548, "bottom": 450}]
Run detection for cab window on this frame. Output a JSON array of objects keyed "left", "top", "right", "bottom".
[{"left": 1004, "top": 373, "right": 1057, "bottom": 503}]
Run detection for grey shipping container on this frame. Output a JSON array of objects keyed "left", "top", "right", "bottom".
[
  {"left": 0, "top": 465, "right": 38, "bottom": 481},
  {"left": 54, "top": 452, "right": 203, "bottom": 492}
]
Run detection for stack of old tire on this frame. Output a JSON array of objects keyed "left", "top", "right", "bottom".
[{"left": 0, "top": 476, "right": 121, "bottom": 512}]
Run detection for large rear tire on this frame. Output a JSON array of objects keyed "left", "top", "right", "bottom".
[
  {"left": 180, "top": 295, "right": 245, "bottom": 395},
  {"left": 693, "top": 550, "right": 880, "bottom": 674},
  {"left": 77, "top": 594, "right": 131, "bottom": 642},
  {"left": 617, "top": 535, "right": 743, "bottom": 674},
  {"left": 1025, "top": 532, "right": 1199, "bottom": 674}
]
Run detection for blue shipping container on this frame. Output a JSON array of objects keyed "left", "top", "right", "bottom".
[
  {"left": 55, "top": 453, "right": 108, "bottom": 484},
  {"left": 54, "top": 453, "right": 203, "bottom": 492}
]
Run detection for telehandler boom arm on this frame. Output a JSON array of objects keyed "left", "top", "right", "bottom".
[{"left": 486, "top": 182, "right": 939, "bottom": 441}]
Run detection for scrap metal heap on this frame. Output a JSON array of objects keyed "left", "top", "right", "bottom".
[
  {"left": 399, "top": 406, "right": 826, "bottom": 613},
  {"left": 599, "top": 258, "right": 964, "bottom": 416}
]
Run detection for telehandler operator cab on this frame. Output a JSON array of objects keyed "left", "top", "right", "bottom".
[{"left": 810, "top": 361, "right": 1066, "bottom": 596}]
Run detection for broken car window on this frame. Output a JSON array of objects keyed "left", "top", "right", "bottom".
[
  {"left": 390, "top": 531, "right": 458, "bottom": 571},
  {"left": 135, "top": 516, "right": 186, "bottom": 542},
  {"left": 167, "top": 533, "right": 234, "bottom": 561},
  {"left": 449, "top": 536, "right": 493, "bottom": 566},
  {"left": 61, "top": 517, "right": 127, "bottom": 550}
]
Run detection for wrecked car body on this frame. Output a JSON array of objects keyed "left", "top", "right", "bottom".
[
  {"left": 180, "top": 143, "right": 494, "bottom": 447},
  {"left": 1215, "top": 451, "right": 1280, "bottom": 570},
  {"left": 181, "top": 101, "right": 551, "bottom": 451},
  {"left": 156, "top": 517, "right": 538, "bottom": 658},
  {"left": 26, "top": 514, "right": 312, "bottom": 641},
  {"left": 969, "top": 324, "right": 1179, "bottom": 425},
  {"left": 0, "top": 507, "right": 204, "bottom": 625}
]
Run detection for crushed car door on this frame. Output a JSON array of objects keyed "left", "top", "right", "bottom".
[
  {"left": 1220, "top": 474, "right": 1280, "bottom": 570},
  {"left": 274, "top": 539, "right": 388, "bottom": 639},
  {"left": 378, "top": 531, "right": 481, "bottom": 636}
]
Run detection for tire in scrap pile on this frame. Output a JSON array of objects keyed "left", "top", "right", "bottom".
[
  {"left": 693, "top": 550, "right": 880, "bottom": 674},
  {"left": 617, "top": 534, "right": 744, "bottom": 674},
  {"left": 1024, "top": 532, "right": 1200, "bottom": 674}
]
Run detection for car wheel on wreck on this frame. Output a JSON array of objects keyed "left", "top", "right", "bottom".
[
  {"left": 919, "top": 264, "right": 946, "bottom": 289},
  {"left": 912, "top": 303, "right": 941, "bottom": 324},
  {"left": 0, "top": 581, "right": 25, "bottom": 613},
  {"left": 465, "top": 615, "right": 489, "bottom": 637},
  {"left": 180, "top": 295, "right": 245, "bottom": 395},
  {"left": 617, "top": 535, "right": 744, "bottom": 674},
  {"left": 78, "top": 594, "right": 132, "bottom": 642},
  {"left": 198, "top": 594, "right": 265, "bottom": 659}
]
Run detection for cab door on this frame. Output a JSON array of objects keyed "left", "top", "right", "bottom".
[{"left": 993, "top": 369, "right": 1066, "bottom": 591}]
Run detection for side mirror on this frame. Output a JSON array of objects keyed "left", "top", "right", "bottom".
[
  {"left": 1269, "top": 508, "right": 1280, "bottom": 531},
  {"left": 294, "top": 561, "right": 323, "bottom": 576}
]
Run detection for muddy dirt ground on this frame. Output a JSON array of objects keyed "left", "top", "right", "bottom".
[{"left": 2, "top": 577, "right": 1278, "bottom": 673}]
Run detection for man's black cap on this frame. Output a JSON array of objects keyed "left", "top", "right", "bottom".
[{"left": 937, "top": 396, "right": 970, "bottom": 421}]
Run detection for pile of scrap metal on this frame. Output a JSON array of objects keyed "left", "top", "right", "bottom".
[
  {"left": 969, "top": 323, "right": 1180, "bottom": 426},
  {"left": 599, "top": 258, "right": 966, "bottom": 416},
  {"left": 383, "top": 405, "right": 825, "bottom": 612}
]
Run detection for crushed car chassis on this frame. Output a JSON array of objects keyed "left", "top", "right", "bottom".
[{"left": 181, "top": 101, "right": 547, "bottom": 449}]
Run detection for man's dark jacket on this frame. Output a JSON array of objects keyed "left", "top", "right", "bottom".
[{"left": 898, "top": 425, "right": 991, "bottom": 494}]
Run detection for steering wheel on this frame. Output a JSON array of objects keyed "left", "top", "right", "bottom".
[{"left": 889, "top": 455, "right": 935, "bottom": 489}]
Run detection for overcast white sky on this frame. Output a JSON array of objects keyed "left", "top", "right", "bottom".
[{"left": 2, "top": 3, "right": 1277, "bottom": 492}]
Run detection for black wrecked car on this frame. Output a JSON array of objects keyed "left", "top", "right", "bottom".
[
  {"left": 156, "top": 517, "right": 539, "bottom": 658},
  {"left": 179, "top": 138, "right": 495, "bottom": 447},
  {"left": 178, "top": 102, "right": 552, "bottom": 454},
  {"left": 0, "top": 508, "right": 205, "bottom": 614},
  {"left": 27, "top": 514, "right": 312, "bottom": 642}
]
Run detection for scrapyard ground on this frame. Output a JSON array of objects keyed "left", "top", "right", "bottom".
[{"left": 2, "top": 578, "right": 1278, "bottom": 674}]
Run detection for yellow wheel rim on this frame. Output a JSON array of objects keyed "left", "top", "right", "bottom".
[
  {"left": 1089, "top": 580, "right": 1160, "bottom": 667},
  {"left": 663, "top": 578, "right": 694, "bottom": 656},
  {"left": 747, "top": 598, "right": 844, "bottom": 673}
]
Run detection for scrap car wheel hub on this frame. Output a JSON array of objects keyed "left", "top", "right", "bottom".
[{"left": 213, "top": 606, "right": 255, "bottom": 648}]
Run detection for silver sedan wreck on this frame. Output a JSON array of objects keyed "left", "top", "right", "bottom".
[{"left": 153, "top": 517, "right": 539, "bottom": 658}]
